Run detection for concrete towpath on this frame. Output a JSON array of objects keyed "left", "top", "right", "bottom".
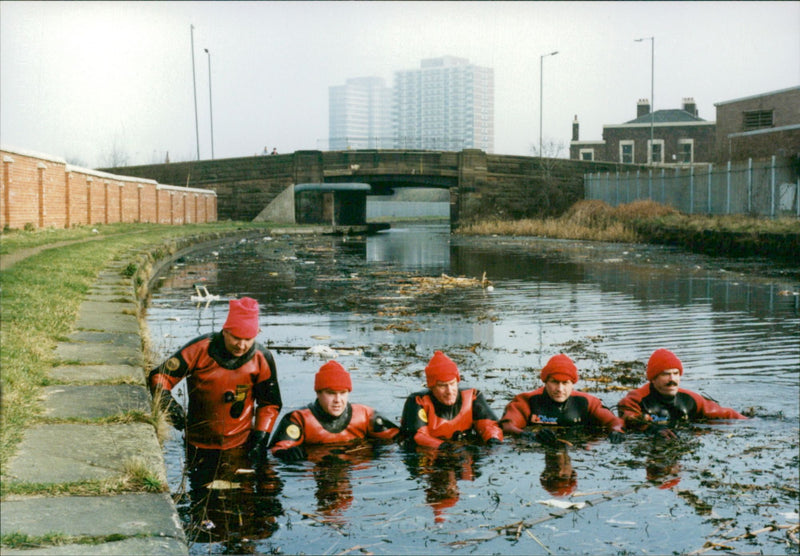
[{"left": 1, "top": 255, "right": 188, "bottom": 555}]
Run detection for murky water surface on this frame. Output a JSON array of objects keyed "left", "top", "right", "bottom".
[{"left": 146, "top": 223, "right": 799, "bottom": 555}]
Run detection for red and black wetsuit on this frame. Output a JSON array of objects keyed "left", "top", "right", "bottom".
[
  {"left": 268, "top": 401, "right": 399, "bottom": 453},
  {"left": 148, "top": 332, "right": 282, "bottom": 450},
  {"left": 500, "top": 387, "right": 624, "bottom": 432},
  {"left": 618, "top": 383, "right": 745, "bottom": 429},
  {"left": 400, "top": 388, "right": 503, "bottom": 449}
]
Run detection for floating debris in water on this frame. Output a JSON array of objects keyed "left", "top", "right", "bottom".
[
  {"left": 537, "top": 499, "right": 586, "bottom": 510},
  {"left": 398, "top": 272, "right": 493, "bottom": 296},
  {"left": 205, "top": 480, "right": 241, "bottom": 490},
  {"left": 307, "top": 345, "right": 338, "bottom": 358}
]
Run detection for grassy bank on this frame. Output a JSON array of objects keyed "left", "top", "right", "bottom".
[
  {"left": 0, "top": 222, "right": 277, "bottom": 471},
  {"left": 456, "top": 200, "right": 800, "bottom": 261}
]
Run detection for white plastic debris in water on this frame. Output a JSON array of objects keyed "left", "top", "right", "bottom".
[
  {"left": 536, "top": 499, "right": 586, "bottom": 510},
  {"left": 606, "top": 518, "right": 638, "bottom": 527},
  {"left": 191, "top": 284, "right": 220, "bottom": 302},
  {"left": 307, "top": 345, "right": 338, "bottom": 358},
  {"left": 206, "top": 480, "right": 241, "bottom": 490}
]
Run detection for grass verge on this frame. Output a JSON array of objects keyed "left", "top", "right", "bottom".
[{"left": 0, "top": 222, "right": 274, "bottom": 473}]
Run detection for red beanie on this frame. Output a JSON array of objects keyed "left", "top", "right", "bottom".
[
  {"left": 646, "top": 348, "right": 683, "bottom": 381},
  {"left": 540, "top": 354, "right": 579, "bottom": 383},
  {"left": 223, "top": 297, "right": 260, "bottom": 339},
  {"left": 425, "top": 351, "right": 460, "bottom": 387},
  {"left": 314, "top": 360, "right": 352, "bottom": 392}
]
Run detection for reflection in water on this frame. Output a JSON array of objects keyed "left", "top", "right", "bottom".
[
  {"left": 367, "top": 224, "right": 451, "bottom": 270},
  {"left": 305, "top": 443, "right": 377, "bottom": 521},
  {"left": 540, "top": 448, "right": 578, "bottom": 497},
  {"left": 145, "top": 223, "right": 799, "bottom": 555},
  {"left": 403, "top": 444, "right": 483, "bottom": 523},
  {"left": 181, "top": 446, "right": 283, "bottom": 550}
]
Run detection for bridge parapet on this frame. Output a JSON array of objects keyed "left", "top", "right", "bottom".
[{"left": 107, "top": 150, "right": 633, "bottom": 223}]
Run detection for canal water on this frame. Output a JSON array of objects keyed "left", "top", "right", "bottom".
[{"left": 145, "top": 223, "right": 799, "bottom": 555}]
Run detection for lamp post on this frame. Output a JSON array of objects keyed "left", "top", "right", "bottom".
[
  {"left": 635, "top": 36, "right": 654, "bottom": 164},
  {"left": 204, "top": 48, "right": 215, "bottom": 159},
  {"left": 190, "top": 24, "right": 200, "bottom": 160},
  {"left": 539, "top": 50, "right": 559, "bottom": 158}
]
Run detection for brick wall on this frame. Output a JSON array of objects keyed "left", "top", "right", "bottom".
[
  {"left": 715, "top": 87, "right": 800, "bottom": 162},
  {"left": 0, "top": 147, "right": 217, "bottom": 230}
]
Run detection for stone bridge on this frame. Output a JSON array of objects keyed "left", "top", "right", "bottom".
[{"left": 108, "top": 150, "right": 629, "bottom": 224}]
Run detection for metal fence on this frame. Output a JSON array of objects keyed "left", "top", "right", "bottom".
[{"left": 585, "top": 156, "right": 799, "bottom": 218}]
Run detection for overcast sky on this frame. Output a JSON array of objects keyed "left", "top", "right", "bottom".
[{"left": 1, "top": 1, "right": 798, "bottom": 168}]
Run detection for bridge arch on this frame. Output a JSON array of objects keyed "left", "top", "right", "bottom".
[{"left": 107, "top": 150, "right": 629, "bottom": 224}]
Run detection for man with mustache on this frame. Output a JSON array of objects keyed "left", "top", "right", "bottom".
[
  {"left": 400, "top": 351, "right": 503, "bottom": 449},
  {"left": 268, "top": 360, "right": 399, "bottom": 461},
  {"left": 618, "top": 348, "right": 746, "bottom": 439}
]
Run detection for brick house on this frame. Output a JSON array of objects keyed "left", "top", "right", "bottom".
[
  {"left": 713, "top": 86, "right": 800, "bottom": 162},
  {"left": 570, "top": 98, "right": 715, "bottom": 165}
]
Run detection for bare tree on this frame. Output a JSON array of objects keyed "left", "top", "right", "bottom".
[{"left": 100, "top": 135, "right": 130, "bottom": 168}]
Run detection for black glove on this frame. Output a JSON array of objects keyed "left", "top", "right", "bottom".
[
  {"left": 648, "top": 424, "right": 678, "bottom": 440},
  {"left": 534, "top": 429, "right": 559, "bottom": 447},
  {"left": 247, "top": 431, "right": 269, "bottom": 465},
  {"left": 519, "top": 430, "right": 537, "bottom": 442},
  {"left": 158, "top": 390, "right": 186, "bottom": 430},
  {"left": 608, "top": 430, "right": 625, "bottom": 444},
  {"left": 273, "top": 445, "right": 307, "bottom": 462},
  {"left": 486, "top": 437, "right": 502, "bottom": 446}
]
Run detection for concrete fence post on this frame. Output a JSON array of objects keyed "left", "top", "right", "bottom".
[
  {"left": 726, "top": 160, "right": 731, "bottom": 215},
  {"left": 707, "top": 164, "right": 713, "bottom": 215},
  {"left": 770, "top": 155, "right": 776, "bottom": 218},
  {"left": 747, "top": 158, "right": 753, "bottom": 214}
]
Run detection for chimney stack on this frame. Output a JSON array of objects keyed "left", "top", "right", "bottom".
[
  {"left": 572, "top": 115, "right": 579, "bottom": 141},
  {"left": 637, "top": 98, "right": 651, "bottom": 118},
  {"left": 682, "top": 97, "right": 697, "bottom": 117}
]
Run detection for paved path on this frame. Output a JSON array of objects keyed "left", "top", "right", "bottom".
[{"left": 1, "top": 256, "right": 188, "bottom": 555}]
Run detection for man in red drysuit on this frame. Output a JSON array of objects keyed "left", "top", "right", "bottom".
[
  {"left": 400, "top": 350, "right": 503, "bottom": 449},
  {"left": 500, "top": 353, "right": 625, "bottom": 446},
  {"left": 148, "top": 297, "right": 282, "bottom": 466},
  {"left": 618, "top": 348, "right": 746, "bottom": 439},
  {"left": 268, "top": 360, "right": 400, "bottom": 461}
]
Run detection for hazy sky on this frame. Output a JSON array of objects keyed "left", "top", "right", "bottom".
[{"left": 1, "top": 1, "right": 798, "bottom": 168}]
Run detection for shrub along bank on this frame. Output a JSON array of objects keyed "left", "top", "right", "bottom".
[{"left": 457, "top": 200, "right": 800, "bottom": 263}]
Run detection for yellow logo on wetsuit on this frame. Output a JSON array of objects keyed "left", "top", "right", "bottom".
[
  {"left": 286, "top": 424, "right": 301, "bottom": 440},
  {"left": 165, "top": 357, "right": 180, "bottom": 372},
  {"left": 418, "top": 408, "right": 428, "bottom": 423}
]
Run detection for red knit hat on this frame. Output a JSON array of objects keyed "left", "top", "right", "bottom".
[
  {"left": 540, "top": 354, "right": 579, "bottom": 383},
  {"left": 314, "top": 360, "right": 352, "bottom": 392},
  {"left": 646, "top": 348, "right": 683, "bottom": 381},
  {"left": 425, "top": 351, "right": 460, "bottom": 387},
  {"left": 222, "top": 297, "right": 260, "bottom": 339}
]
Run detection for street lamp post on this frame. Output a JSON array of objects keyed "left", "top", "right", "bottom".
[
  {"left": 190, "top": 24, "right": 200, "bottom": 160},
  {"left": 204, "top": 48, "right": 215, "bottom": 159},
  {"left": 539, "top": 50, "right": 559, "bottom": 158},
  {"left": 635, "top": 36, "right": 654, "bottom": 164}
]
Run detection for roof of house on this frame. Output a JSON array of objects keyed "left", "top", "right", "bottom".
[{"left": 625, "top": 109, "right": 707, "bottom": 124}]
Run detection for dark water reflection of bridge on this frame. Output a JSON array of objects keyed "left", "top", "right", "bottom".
[{"left": 147, "top": 223, "right": 799, "bottom": 555}]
